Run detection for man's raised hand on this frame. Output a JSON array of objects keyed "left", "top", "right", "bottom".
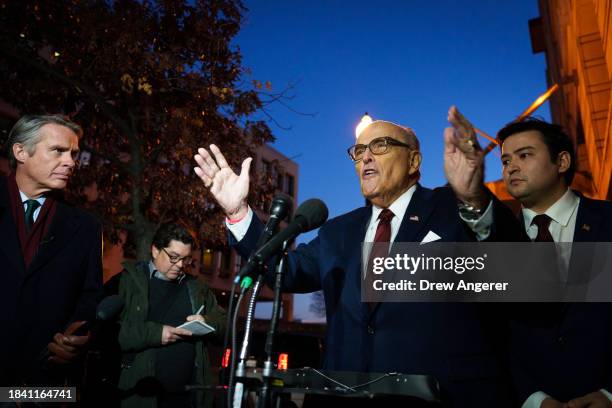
[
  {"left": 444, "top": 105, "right": 488, "bottom": 209},
  {"left": 194, "top": 144, "right": 252, "bottom": 219}
]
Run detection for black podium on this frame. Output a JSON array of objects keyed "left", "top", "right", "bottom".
[{"left": 225, "top": 368, "right": 442, "bottom": 407}]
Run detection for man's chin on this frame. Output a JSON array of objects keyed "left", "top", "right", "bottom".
[{"left": 360, "top": 184, "right": 379, "bottom": 200}]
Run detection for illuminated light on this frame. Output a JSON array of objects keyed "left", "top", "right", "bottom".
[
  {"left": 517, "top": 83, "right": 559, "bottom": 121},
  {"left": 277, "top": 353, "right": 289, "bottom": 370},
  {"left": 221, "top": 348, "right": 231, "bottom": 368},
  {"left": 19, "top": 33, "right": 25, "bottom": 38},
  {"left": 474, "top": 127, "right": 497, "bottom": 145},
  {"left": 54, "top": 51, "right": 60, "bottom": 57},
  {"left": 355, "top": 112, "right": 373, "bottom": 139},
  {"left": 483, "top": 83, "right": 560, "bottom": 156}
]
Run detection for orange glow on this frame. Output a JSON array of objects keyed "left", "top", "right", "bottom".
[
  {"left": 222, "top": 348, "right": 231, "bottom": 368},
  {"left": 517, "top": 83, "right": 559, "bottom": 120},
  {"left": 277, "top": 353, "right": 289, "bottom": 370}
]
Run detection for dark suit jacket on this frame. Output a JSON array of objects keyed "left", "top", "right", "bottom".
[
  {"left": 231, "top": 185, "right": 523, "bottom": 407},
  {"left": 508, "top": 196, "right": 612, "bottom": 403},
  {"left": 0, "top": 176, "right": 103, "bottom": 385}
]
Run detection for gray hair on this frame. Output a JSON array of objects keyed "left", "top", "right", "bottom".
[{"left": 6, "top": 114, "right": 83, "bottom": 169}]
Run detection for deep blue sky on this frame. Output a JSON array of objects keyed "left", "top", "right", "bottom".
[{"left": 234, "top": 1, "right": 550, "bottom": 321}]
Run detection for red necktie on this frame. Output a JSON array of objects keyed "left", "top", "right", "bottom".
[
  {"left": 532, "top": 214, "right": 554, "bottom": 242},
  {"left": 365, "top": 209, "right": 394, "bottom": 311}
]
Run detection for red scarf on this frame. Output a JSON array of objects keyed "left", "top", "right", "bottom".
[{"left": 7, "top": 172, "right": 57, "bottom": 269}]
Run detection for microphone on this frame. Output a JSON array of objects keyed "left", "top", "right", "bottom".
[
  {"left": 238, "top": 198, "right": 328, "bottom": 281},
  {"left": 72, "top": 295, "right": 125, "bottom": 336},
  {"left": 255, "top": 193, "right": 293, "bottom": 248},
  {"left": 40, "top": 295, "right": 125, "bottom": 366}
]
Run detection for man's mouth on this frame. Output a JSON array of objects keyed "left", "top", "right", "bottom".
[
  {"left": 362, "top": 169, "right": 378, "bottom": 179},
  {"left": 509, "top": 178, "right": 525, "bottom": 186}
]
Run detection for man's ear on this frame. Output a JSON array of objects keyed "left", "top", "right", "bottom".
[
  {"left": 557, "top": 151, "right": 571, "bottom": 175},
  {"left": 151, "top": 245, "right": 160, "bottom": 259},
  {"left": 408, "top": 151, "right": 422, "bottom": 175},
  {"left": 12, "top": 143, "right": 29, "bottom": 164}
]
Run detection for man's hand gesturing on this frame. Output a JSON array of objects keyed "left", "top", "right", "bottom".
[{"left": 194, "top": 144, "right": 252, "bottom": 220}]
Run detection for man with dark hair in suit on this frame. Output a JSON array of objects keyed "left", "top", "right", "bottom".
[
  {"left": 0, "top": 114, "right": 103, "bottom": 386},
  {"left": 495, "top": 118, "right": 612, "bottom": 408},
  {"left": 193, "top": 108, "right": 523, "bottom": 407}
]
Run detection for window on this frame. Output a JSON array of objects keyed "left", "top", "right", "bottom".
[{"left": 285, "top": 174, "right": 295, "bottom": 196}]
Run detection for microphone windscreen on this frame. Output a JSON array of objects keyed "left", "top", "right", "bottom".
[
  {"left": 294, "top": 198, "right": 328, "bottom": 231},
  {"left": 269, "top": 193, "right": 293, "bottom": 220},
  {"left": 96, "top": 295, "right": 125, "bottom": 321}
]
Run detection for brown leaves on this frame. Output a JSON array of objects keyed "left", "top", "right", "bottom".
[{"left": 1, "top": 0, "right": 276, "bottom": 254}]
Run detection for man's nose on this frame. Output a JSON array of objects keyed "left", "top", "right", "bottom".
[
  {"left": 63, "top": 153, "right": 77, "bottom": 168},
  {"left": 362, "top": 147, "right": 374, "bottom": 163},
  {"left": 505, "top": 161, "right": 519, "bottom": 176}
]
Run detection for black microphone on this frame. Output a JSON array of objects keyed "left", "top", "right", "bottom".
[
  {"left": 72, "top": 295, "right": 125, "bottom": 336},
  {"left": 255, "top": 193, "right": 293, "bottom": 248},
  {"left": 238, "top": 198, "right": 328, "bottom": 280},
  {"left": 40, "top": 295, "right": 125, "bottom": 366}
]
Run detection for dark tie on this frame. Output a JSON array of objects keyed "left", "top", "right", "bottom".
[
  {"left": 365, "top": 209, "right": 394, "bottom": 311},
  {"left": 24, "top": 199, "right": 41, "bottom": 234},
  {"left": 532, "top": 214, "right": 554, "bottom": 242}
]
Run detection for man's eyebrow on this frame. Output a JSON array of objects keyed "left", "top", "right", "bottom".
[
  {"left": 48, "top": 144, "right": 80, "bottom": 151},
  {"left": 501, "top": 146, "right": 535, "bottom": 158}
]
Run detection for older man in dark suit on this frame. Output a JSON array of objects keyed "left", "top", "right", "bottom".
[
  {"left": 193, "top": 108, "right": 523, "bottom": 407},
  {"left": 0, "top": 114, "right": 103, "bottom": 386}
]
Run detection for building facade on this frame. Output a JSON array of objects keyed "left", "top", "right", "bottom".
[{"left": 532, "top": 0, "right": 611, "bottom": 199}]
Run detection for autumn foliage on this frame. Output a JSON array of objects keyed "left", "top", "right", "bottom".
[{"left": 0, "top": 0, "right": 276, "bottom": 258}]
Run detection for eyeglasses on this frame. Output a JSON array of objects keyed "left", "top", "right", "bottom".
[
  {"left": 162, "top": 247, "right": 193, "bottom": 266},
  {"left": 347, "top": 137, "right": 414, "bottom": 162}
]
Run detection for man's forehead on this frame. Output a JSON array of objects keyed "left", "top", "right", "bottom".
[
  {"left": 167, "top": 239, "right": 192, "bottom": 253},
  {"left": 39, "top": 123, "right": 80, "bottom": 145},
  {"left": 357, "top": 121, "right": 412, "bottom": 143},
  {"left": 501, "top": 130, "right": 544, "bottom": 153}
]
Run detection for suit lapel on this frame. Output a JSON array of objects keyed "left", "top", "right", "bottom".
[
  {"left": 0, "top": 197, "right": 26, "bottom": 274},
  {"left": 25, "top": 201, "right": 80, "bottom": 278},
  {"left": 394, "top": 185, "right": 437, "bottom": 246},
  {"left": 572, "top": 197, "right": 601, "bottom": 243}
]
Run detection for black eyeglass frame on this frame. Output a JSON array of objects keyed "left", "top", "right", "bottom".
[
  {"left": 162, "top": 247, "right": 193, "bottom": 266},
  {"left": 347, "top": 136, "right": 414, "bottom": 162}
]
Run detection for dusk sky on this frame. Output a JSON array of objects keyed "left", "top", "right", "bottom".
[{"left": 234, "top": 1, "right": 551, "bottom": 321}]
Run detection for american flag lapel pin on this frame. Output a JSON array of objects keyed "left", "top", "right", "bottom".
[
  {"left": 409, "top": 215, "right": 419, "bottom": 222},
  {"left": 581, "top": 224, "right": 590, "bottom": 232}
]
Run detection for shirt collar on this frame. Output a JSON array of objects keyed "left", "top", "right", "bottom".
[
  {"left": 148, "top": 260, "right": 185, "bottom": 283},
  {"left": 371, "top": 184, "right": 417, "bottom": 221},
  {"left": 19, "top": 191, "right": 46, "bottom": 206},
  {"left": 521, "top": 189, "right": 580, "bottom": 228}
]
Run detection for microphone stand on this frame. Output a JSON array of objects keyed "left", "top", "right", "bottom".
[
  {"left": 233, "top": 274, "right": 264, "bottom": 408},
  {"left": 257, "top": 240, "right": 289, "bottom": 408}
]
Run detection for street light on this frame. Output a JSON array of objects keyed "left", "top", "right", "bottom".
[{"left": 355, "top": 112, "right": 373, "bottom": 138}]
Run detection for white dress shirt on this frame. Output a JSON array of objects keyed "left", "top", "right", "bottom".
[{"left": 19, "top": 191, "right": 46, "bottom": 223}]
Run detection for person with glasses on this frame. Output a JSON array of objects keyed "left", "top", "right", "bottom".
[
  {"left": 193, "top": 107, "right": 522, "bottom": 407},
  {"left": 111, "top": 223, "right": 226, "bottom": 408},
  {"left": 0, "top": 114, "right": 103, "bottom": 387}
]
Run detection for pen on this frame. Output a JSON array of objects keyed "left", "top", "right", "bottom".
[{"left": 195, "top": 305, "right": 204, "bottom": 315}]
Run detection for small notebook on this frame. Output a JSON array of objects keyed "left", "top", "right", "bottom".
[{"left": 177, "top": 320, "right": 216, "bottom": 336}]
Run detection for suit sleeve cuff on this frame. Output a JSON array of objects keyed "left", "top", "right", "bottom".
[
  {"left": 522, "top": 391, "right": 550, "bottom": 408},
  {"left": 600, "top": 389, "right": 612, "bottom": 402},
  {"left": 459, "top": 200, "right": 493, "bottom": 241},
  {"left": 225, "top": 206, "right": 253, "bottom": 242}
]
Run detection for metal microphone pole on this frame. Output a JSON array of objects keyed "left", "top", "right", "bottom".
[
  {"left": 257, "top": 241, "right": 289, "bottom": 408},
  {"left": 232, "top": 274, "right": 264, "bottom": 408}
]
